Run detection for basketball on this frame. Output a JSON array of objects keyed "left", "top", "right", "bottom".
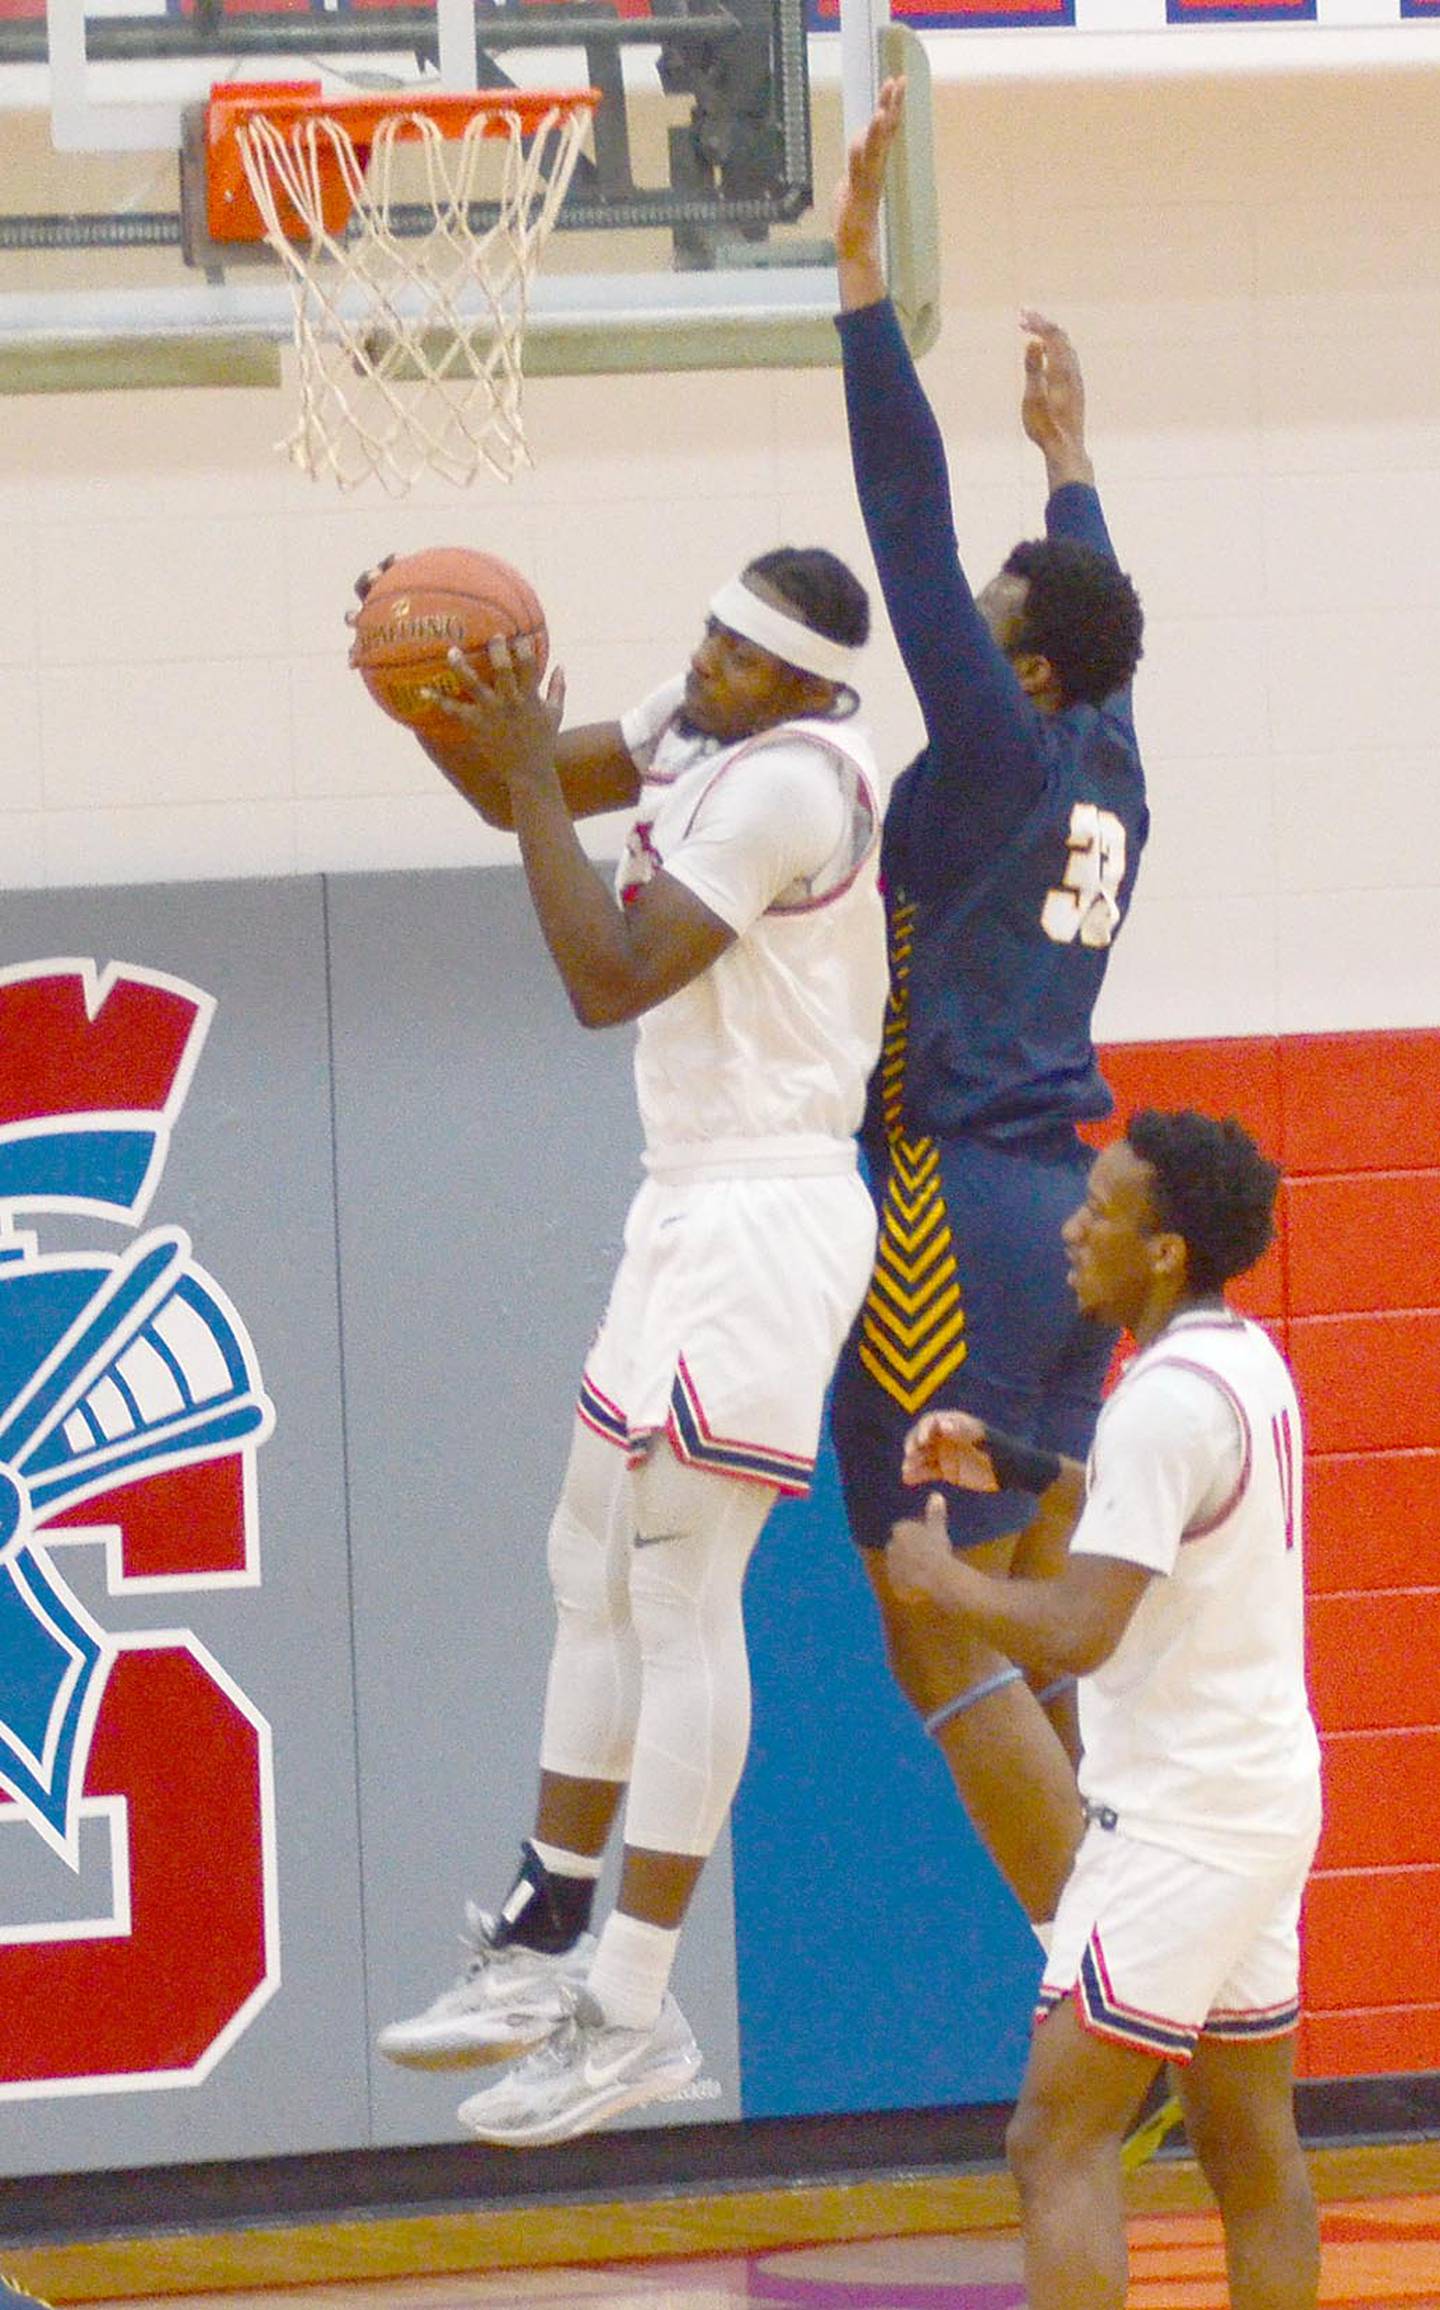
[{"left": 349, "top": 546, "right": 548, "bottom": 740}]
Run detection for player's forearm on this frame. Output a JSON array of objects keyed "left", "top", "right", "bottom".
[
  {"left": 1042, "top": 443, "right": 1095, "bottom": 495},
  {"left": 1046, "top": 478, "right": 1117, "bottom": 563},
  {"left": 839, "top": 299, "right": 949, "bottom": 542},
  {"left": 428, "top": 723, "right": 640, "bottom": 832},
  {"left": 421, "top": 734, "right": 517, "bottom": 828},
  {"left": 922, "top": 1557, "right": 1108, "bottom": 1680},
  {"left": 1009, "top": 1456, "right": 1088, "bottom": 1541},
  {"left": 507, "top": 774, "right": 642, "bottom": 1027},
  {"left": 838, "top": 303, "right": 1020, "bottom": 758},
  {"left": 836, "top": 241, "right": 887, "bottom": 313}
]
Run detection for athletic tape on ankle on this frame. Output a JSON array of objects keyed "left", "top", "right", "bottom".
[
  {"left": 982, "top": 1426, "right": 1063, "bottom": 1495},
  {"left": 528, "top": 1838, "right": 603, "bottom": 1880},
  {"left": 925, "top": 1666, "right": 1024, "bottom": 1736},
  {"left": 1033, "top": 1674, "right": 1076, "bottom": 1706}
]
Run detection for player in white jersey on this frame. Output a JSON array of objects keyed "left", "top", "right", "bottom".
[
  {"left": 370, "top": 546, "right": 886, "bottom": 2144},
  {"left": 892, "top": 1110, "right": 1321, "bottom": 2310}
]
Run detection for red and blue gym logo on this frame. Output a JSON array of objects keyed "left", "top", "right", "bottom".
[{"left": 0, "top": 960, "right": 277, "bottom": 2099}]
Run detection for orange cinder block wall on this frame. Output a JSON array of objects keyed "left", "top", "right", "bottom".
[{"left": 1088, "top": 1028, "right": 1440, "bottom": 2082}]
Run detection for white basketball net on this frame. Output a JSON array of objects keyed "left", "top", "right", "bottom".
[{"left": 235, "top": 101, "right": 592, "bottom": 494}]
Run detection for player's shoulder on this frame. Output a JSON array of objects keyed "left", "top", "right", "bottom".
[
  {"left": 1051, "top": 694, "right": 1143, "bottom": 793},
  {"left": 622, "top": 675, "right": 709, "bottom": 783},
  {"left": 707, "top": 719, "right": 875, "bottom": 819},
  {"left": 1105, "top": 1351, "right": 1217, "bottom": 1440},
  {"left": 1123, "top": 1315, "right": 1292, "bottom": 1430},
  {"left": 739, "top": 712, "right": 876, "bottom": 771}
]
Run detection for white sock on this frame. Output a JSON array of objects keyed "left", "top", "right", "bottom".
[
  {"left": 1032, "top": 1919, "right": 1054, "bottom": 1955},
  {"left": 586, "top": 1911, "right": 680, "bottom": 2031},
  {"left": 529, "top": 1838, "right": 603, "bottom": 1880}
]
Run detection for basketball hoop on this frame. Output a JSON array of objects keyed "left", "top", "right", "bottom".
[{"left": 197, "top": 82, "right": 600, "bottom": 494}]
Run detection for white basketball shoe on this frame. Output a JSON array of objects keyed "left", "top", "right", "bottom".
[
  {"left": 377, "top": 1905, "right": 596, "bottom": 2070},
  {"left": 456, "top": 1986, "right": 702, "bottom": 2146}
]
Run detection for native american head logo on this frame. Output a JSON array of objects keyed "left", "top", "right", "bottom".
[{"left": 0, "top": 962, "right": 274, "bottom": 1867}]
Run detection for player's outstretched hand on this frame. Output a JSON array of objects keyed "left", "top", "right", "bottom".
[
  {"left": 426, "top": 635, "right": 566, "bottom": 795},
  {"left": 886, "top": 1493, "right": 957, "bottom": 1602},
  {"left": 1019, "top": 311, "right": 1095, "bottom": 491},
  {"left": 833, "top": 76, "right": 905, "bottom": 306},
  {"left": 902, "top": 1409, "right": 999, "bottom": 1493}
]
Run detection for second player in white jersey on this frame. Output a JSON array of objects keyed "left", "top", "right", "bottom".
[
  {"left": 889, "top": 1109, "right": 1324, "bottom": 2310},
  {"left": 1073, "top": 1307, "right": 1320, "bottom": 1870}
]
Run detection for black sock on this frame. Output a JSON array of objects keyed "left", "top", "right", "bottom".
[{"left": 492, "top": 1840, "right": 596, "bottom": 1954}]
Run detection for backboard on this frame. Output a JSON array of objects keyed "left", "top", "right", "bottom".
[{"left": 0, "top": 0, "right": 939, "bottom": 396}]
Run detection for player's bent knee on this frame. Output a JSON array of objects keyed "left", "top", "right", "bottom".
[
  {"left": 546, "top": 1422, "right": 629, "bottom": 1621},
  {"left": 539, "top": 1424, "right": 640, "bottom": 1780},
  {"left": 1004, "top": 2095, "right": 1056, "bottom": 2195}
]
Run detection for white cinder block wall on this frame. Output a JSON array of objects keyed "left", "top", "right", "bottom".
[{"left": 2, "top": 64, "right": 1438, "bottom": 1048}]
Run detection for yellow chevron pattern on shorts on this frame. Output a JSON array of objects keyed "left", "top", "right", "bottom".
[{"left": 857, "top": 898, "right": 968, "bottom": 1417}]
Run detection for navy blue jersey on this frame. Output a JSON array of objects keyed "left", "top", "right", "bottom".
[{"left": 837, "top": 299, "right": 1148, "bottom": 1154}]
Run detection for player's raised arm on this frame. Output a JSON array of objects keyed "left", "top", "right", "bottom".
[
  {"left": 832, "top": 73, "right": 903, "bottom": 315},
  {"left": 833, "top": 84, "right": 1045, "bottom": 809},
  {"left": 1019, "top": 311, "right": 1095, "bottom": 498},
  {"left": 1019, "top": 315, "right": 1140, "bottom": 748}
]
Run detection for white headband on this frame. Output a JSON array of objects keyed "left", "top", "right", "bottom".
[{"left": 709, "top": 577, "right": 863, "bottom": 687}]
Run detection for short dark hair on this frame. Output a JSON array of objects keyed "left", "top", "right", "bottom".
[
  {"left": 745, "top": 547, "right": 871, "bottom": 650},
  {"left": 1002, "top": 537, "right": 1143, "bottom": 707},
  {"left": 1126, "top": 1109, "right": 1281, "bottom": 1295}
]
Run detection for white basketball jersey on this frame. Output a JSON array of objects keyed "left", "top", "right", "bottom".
[
  {"left": 618, "top": 679, "right": 888, "bottom": 1170},
  {"left": 1072, "top": 1309, "right": 1323, "bottom": 1871}
]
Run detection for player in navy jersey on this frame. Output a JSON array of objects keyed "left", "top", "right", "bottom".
[{"left": 830, "top": 80, "right": 1148, "bottom": 1945}]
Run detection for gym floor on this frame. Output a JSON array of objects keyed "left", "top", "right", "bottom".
[{"left": 6, "top": 2138, "right": 1439, "bottom": 2308}]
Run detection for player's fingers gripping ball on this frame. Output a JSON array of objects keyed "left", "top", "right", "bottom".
[
  {"left": 436, "top": 637, "right": 568, "bottom": 776},
  {"left": 348, "top": 546, "right": 548, "bottom": 743}
]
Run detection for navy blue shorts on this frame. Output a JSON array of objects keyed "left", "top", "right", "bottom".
[{"left": 830, "top": 1132, "right": 1116, "bottom": 1551}]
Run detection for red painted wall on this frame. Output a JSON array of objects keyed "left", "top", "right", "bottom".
[{"left": 1088, "top": 1029, "right": 1440, "bottom": 2081}]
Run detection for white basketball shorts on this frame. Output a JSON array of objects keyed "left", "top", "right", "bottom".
[
  {"left": 1036, "top": 1816, "right": 1319, "bottom": 2063},
  {"left": 577, "top": 1160, "right": 877, "bottom": 1495}
]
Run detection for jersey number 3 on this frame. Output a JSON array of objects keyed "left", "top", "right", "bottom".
[{"left": 1042, "top": 803, "right": 1127, "bottom": 949}]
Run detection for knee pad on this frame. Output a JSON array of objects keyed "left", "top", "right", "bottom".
[
  {"left": 544, "top": 1419, "right": 630, "bottom": 1622},
  {"left": 539, "top": 1420, "right": 640, "bottom": 1784},
  {"left": 621, "top": 1446, "right": 774, "bottom": 1858}
]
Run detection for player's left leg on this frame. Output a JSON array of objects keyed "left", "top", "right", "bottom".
[
  {"left": 1006, "top": 1994, "right": 1161, "bottom": 2310},
  {"left": 1175, "top": 1851, "right": 1320, "bottom": 2310},
  {"left": 863, "top": 1528, "right": 1085, "bottom": 1923},
  {"left": 458, "top": 1444, "right": 775, "bottom": 2146},
  {"left": 835, "top": 1130, "right": 1106, "bottom": 1932},
  {"left": 1178, "top": 2032, "right": 1318, "bottom": 2310}
]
